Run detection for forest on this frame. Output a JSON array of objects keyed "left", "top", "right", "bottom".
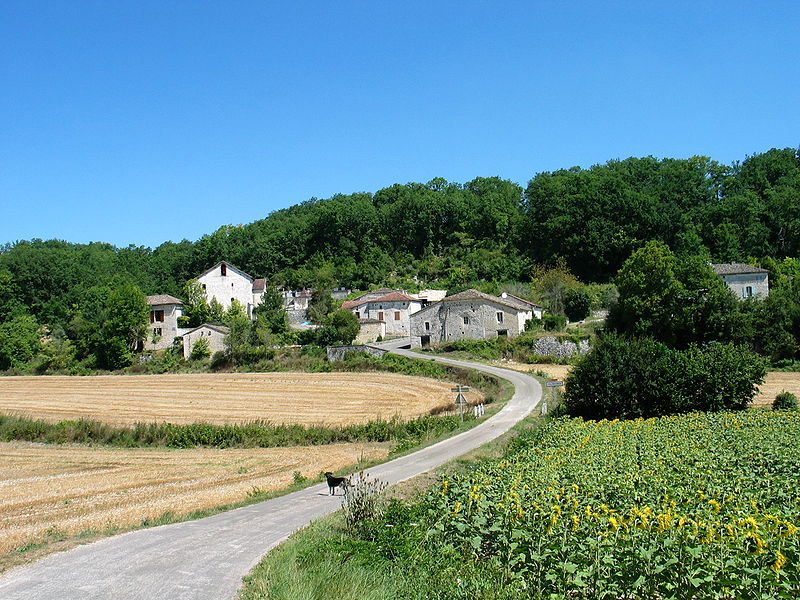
[{"left": 1, "top": 147, "right": 799, "bottom": 371}]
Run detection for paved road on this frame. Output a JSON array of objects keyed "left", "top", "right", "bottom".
[{"left": 0, "top": 341, "right": 541, "bottom": 600}]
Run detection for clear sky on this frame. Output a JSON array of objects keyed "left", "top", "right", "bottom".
[{"left": 1, "top": 1, "right": 798, "bottom": 249}]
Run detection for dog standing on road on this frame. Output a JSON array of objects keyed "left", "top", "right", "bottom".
[{"left": 324, "top": 472, "right": 349, "bottom": 495}]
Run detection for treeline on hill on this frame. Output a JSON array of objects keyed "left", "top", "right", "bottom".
[{"left": 1, "top": 148, "right": 799, "bottom": 373}]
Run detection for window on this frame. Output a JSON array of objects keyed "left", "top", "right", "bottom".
[
  {"left": 463, "top": 316, "right": 470, "bottom": 325},
  {"left": 496, "top": 312, "right": 504, "bottom": 323},
  {"left": 151, "top": 310, "right": 164, "bottom": 323},
  {"left": 153, "top": 327, "right": 162, "bottom": 336},
  {"left": 425, "top": 321, "right": 430, "bottom": 331},
  {"left": 355, "top": 311, "right": 360, "bottom": 319},
  {"left": 394, "top": 311, "right": 401, "bottom": 320},
  {"left": 378, "top": 311, "right": 385, "bottom": 321},
  {"left": 202, "top": 283, "right": 206, "bottom": 291},
  {"left": 744, "top": 286, "right": 754, "bottom": 298},
  {"left": 220, "top": 263, "right": 227, "bottom": 276},
  {"left": 497, "top": 329, "right": 508, "bottom": 337},
  {"left": 231, "top": 298, "right": 235, "bottom": 304}
]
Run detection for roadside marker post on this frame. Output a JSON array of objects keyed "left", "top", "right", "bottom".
[{"left": 451, "top": 385, "right": 470, "bottom": 421}]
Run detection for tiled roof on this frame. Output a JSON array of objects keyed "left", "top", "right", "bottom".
[
  {"left": 711, "top": 263, "right": 769, "bottom": 276},
  {"left": 184, "top": 323, "right": 230, "bottom": 335},
  {"left": 252, "top": 278, "right": 267, "bottom": 292},
  {"left": 501, "top": 292, "right": 543, "bottom": 309},
  {"left": 342, "top": 291, "right": 418, "bottom": 309},
  {"left": 443, "top": 289, "right": 532, "bottom": 312},
  {"left": 147, "top": 294, "right": 183, "bottom": 306},
  {"left": 373, "top": 291, "right": 418, "bottom": 303}
]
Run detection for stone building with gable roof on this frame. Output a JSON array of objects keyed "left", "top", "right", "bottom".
[
  {"left": 409, "top": 289, "right": 537, "bottom": 348},
  {"left": 711, "top": 263, "right": 769, "bottom": 299},
  {"left": 342, "top": 290, "right": 423, "bottom": 337},
  {"left": 145, "top": 294, "right": 184, "bottom": 351}
]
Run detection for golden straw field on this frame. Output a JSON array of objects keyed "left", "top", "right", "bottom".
[
  {"left": 0, "top": 372, "right": 472, "bottom": 426},
  {"left": 0, "top": 440, "right": 391, "bottom": 558}
]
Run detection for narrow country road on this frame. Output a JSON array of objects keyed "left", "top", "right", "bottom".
[{"left": 0, "top": 341, "right": 541, "bottom": 600}]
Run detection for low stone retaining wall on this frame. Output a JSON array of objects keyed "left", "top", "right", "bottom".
[{"left": 326, "top": 345, "right": 389, "bottom": 362}]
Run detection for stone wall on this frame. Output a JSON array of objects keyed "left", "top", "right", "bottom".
[{"left": 326, "top": 345, "right": 389, "bottom": 362}]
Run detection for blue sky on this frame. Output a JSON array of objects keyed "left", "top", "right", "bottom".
[{"left": 1, "top": 1, "right": 798, "bottom": 249}]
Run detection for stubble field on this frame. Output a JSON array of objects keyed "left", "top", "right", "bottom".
[
  {"left": 0, "top": 372, "right": 475, "bottom": 565},
  {"left": 0, "top": 372, "right": 469, "bottom": 426},
  {"left": 0, "top": 440, "right": 390, "bottom": 560}
]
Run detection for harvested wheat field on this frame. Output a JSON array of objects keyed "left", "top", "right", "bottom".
[
  {"left": 0, "top": 440, "right": 390, "bottom": 557},
  {"left": 753, "top": 372, "right": 800, "bottom": 407},
  {"left": 0, "top": 373, "right": 474, "bottom": 426},
  {"left": 491, "top": 361, "right": 572, "bottom": 381}
]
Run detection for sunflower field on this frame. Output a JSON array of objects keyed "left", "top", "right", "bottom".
[{"left": 393, "top": 411, "right": 800, "bottom": 599}]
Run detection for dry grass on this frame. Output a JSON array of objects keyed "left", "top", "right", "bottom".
[
  {"left": 0, "top": 440, "right": 391, "bottom": 561},
  {"left": 491, "top": 361, "right": 572, "bottom": 381},
  {"left": 0, "top": 373, "right": 476, "bottom": 426},
  {"left": 753, "top": 372, "right": 800, "bottom": 407}
]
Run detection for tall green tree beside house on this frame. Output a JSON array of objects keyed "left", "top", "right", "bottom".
[
  {"left": 70, "top": 278, "right": 149, "bottom": 370},
  {"left": 608, "top": 241, "right": 738, "bottom": 348}
]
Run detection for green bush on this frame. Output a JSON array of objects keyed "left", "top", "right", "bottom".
[
  {"left": 564, "top": 334, "right": 766, "bottom": 419},
  {"left": 773, "top": 391, "right": 798, "bottom": 410},
  {"left": 190, "top": 338, "right": 211, "bottom": 360},
  {"left": 563, "top": 288, "right": 591, "bottom": 322},
  {"left": 542, "top": 314, "right": 567, "bottom": 331}
]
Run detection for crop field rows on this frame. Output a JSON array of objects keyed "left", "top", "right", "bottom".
[
  {"left": 0, "top": 372, "right": 468, "bottom": 426},
  {"left": 0, "top": 440, "right": 390, "bottom": 557},
  {"left": 415, "top": 411, "right": 800, "bottom": 598}
]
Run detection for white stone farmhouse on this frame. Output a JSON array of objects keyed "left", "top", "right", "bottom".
[
  {"left": 144, "top": 295, "right": 184, "bottom": 351},
  {"left": 342, "top": 291, "right": 423, "bottom": 337},
  {"left": 409, "top": 289, "right": 536, "bottom": 348},
  {"left": 711, "top": 263, "right": 769, "bottom": 299},
  {"left": 197, "top": 261, "right": 263, "bottom": 318}
]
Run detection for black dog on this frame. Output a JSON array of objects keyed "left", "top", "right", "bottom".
[{"left": 324, "top": 472, "right": 349, "bottom": 495}]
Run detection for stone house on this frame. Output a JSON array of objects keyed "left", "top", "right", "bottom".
[
  {"left": 499, "top": 292, "right": 544, "bottom": 319},
  {"left": 342, "top": 291, "right": 423, "bottom": 337},
  {"left": 145, "top": 295, "right": 184, "bottom": 351},
  {"left": 182, "top": 323, "right": 230, "bottom": 359},
  {"left": 355, "top": 318, "right": 386, "bottom": 344},
  {"left": 197, "top": 261, "right": 259, "bottom": 318},
  {"left": 711, "top": 263, "right": 770, "bottom": 299},
  {"left": 409, "top": 289, "right": 535, "bottom": 348}
]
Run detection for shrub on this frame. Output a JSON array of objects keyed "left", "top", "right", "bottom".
[
  {"left": 564, "top": 334, "right": 766, "bottom": 419},
  {"left": 342, "top": 471, "right": 387, "bottom": 534},
  {"left": 564, "top": 288, "right": 591, "bottom": 322},
  {"left": 773, "top": 391, "right": 798, "bottom": 410},
  {"left": 542, "top": 314, "right": 567, "bottom": 331},
  {"left": 190, "top": 338, "right": 211, "bottom": 360}
]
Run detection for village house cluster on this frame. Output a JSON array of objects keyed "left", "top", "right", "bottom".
[{"left": 146, "top": 261, "right": 769, "bottom": 357}]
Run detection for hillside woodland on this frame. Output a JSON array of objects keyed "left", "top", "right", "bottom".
[{"left": 1, "top": 148, "right": 799, "bottom": 374}]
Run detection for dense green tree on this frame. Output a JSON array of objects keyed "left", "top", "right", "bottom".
[
  {"left": 0, "top": 315, "right": 41, "bottom": 370},
  {"left": 564, "top": 334, "right": 765, "bottom": 419},
  {"left": 71, "top": 278, "right": 149, "bottom": 370},
  {"left": 564, "top": 288, "right": 591, "bottom": 322},
  {"left": 315, "top": 309, "right": 360, "bottom": 347},
  {"left": 608, "top": 242, "right": 738, "bottom": 348}
]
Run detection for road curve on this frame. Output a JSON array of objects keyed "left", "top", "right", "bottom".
[{"left": 0, "top": 341, "right": 541, "bottom": 600}]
